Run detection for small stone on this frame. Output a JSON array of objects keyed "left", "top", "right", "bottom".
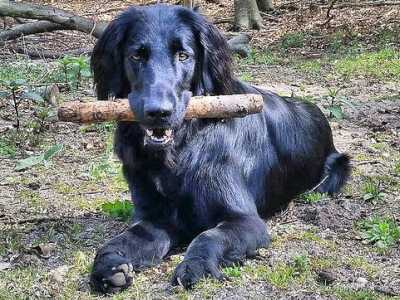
[
  {"left": 27, "top": 182, "right": 40, "bottom": 190},
  {"left": 317, "top": 270, "right": 336, "bottom": 285},
  {"left": 356, "top": 277, "right": 368, "bottom": 288},
  {"left": 374, "top": 286, "right": 397, "bottom": 296},
  {"left": 49, "top": 265, "right": 69, "bottom": 283},
  {"left": 0, "top": 262, "right": 11, "bottom": 271},
  {"left": 31, "top": 243, "right": 56, "bottom": 258}
]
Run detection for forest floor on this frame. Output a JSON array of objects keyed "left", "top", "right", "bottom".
[{"left": 0, "top": 1, "right": 399, "bottom": 299}]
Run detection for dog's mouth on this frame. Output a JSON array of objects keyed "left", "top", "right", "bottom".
[{"left": 143, "top": 127, "right": 174, "bottom": 147}]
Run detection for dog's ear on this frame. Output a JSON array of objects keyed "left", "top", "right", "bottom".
[
  {"left": 91, "top": 18, "right": 129, "bottom": 100},
  {"left": 188, "top": 14, "right": 235, "bottom": 95}
]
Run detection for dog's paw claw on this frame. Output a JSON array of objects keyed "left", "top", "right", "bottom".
[
  {"left": 171, "top": 258, "right": 221, "bottom": 289},
  {"left": 91, "top": 253, "right": 133, "bottom": 294},
  {"left": 108, "top": 272, "right": 128, "bottom": 287},
  {"left": 116, "top": 263, "right": 130, "bottom": 274}
]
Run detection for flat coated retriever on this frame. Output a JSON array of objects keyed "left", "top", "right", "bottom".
[{"left": 90, "top": 4, "right": 350, "bottom": 293}]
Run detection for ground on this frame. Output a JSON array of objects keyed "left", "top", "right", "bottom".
[{"left": 0, "top": 1, "right": 399, "bottom": 299}]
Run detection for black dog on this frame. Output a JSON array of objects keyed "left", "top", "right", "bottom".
[{"left": 90, "top": 4, "right": 350, "bottom": 293}]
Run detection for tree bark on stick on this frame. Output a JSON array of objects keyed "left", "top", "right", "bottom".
[
  {"left": 0, "top": 0, "right": 108, "bottom": 38},
  {"left": 58, "top": 94, "right": 264, "bottom": 124}
]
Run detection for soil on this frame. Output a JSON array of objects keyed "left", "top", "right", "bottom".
[{"left": 0, "top": 1, "right": 399, "bottom": 299}]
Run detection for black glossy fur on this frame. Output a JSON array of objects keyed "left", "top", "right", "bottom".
[{"left": 90, "top": 5, "right": 350, "bottom": 293}]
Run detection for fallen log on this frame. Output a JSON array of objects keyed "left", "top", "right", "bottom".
[
  {"left": 0, "top": 1, "right": 108, "bottom": 38},
  {"left": 0, "top": 1, "right": 251, "bottom": 57},
  {"left": 58, "top": 94, "right": 264, "bottom": 124},
  {"left": 0, "top": 20, "right": 66, "bottom": 41}
]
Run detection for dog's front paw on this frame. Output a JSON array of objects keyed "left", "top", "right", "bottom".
[
  {"left": 171, "top": 257, "right": 225, "bottom": 289},
  {"left": 90, "top": 252, "right": 134, "bottom": 294}
]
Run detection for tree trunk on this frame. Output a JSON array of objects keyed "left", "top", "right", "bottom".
[
  {"left": 0, "top": 0, "right": 107, "bottom": 38},
  {"left": 181, "top": 0, "right": 195, "bottom": 9},
  {"left": 234, "top": 0, "right": 263, "bottom": 30},
  {"left": 256, "top": 0, "right": 273, "bottom": 12}
]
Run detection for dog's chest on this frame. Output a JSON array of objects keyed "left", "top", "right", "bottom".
[{"left": 148, "top": 168, "right": 182, "bottom": 199}]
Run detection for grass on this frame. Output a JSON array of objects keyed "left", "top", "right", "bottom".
[
  {"left": 223, "top": 264, "right": 242, "bottom": 278},
  {"left": 243, "top": 255, "right": 311, "bottom": 289},
  {"left": 17, "top": 189, "right": 45, "bottom": 207},
  {"left": 292, "top": 255, "right": 310, "bottom": 274},
  {"left": 0, "top": 267, "right": 46, "bottom": 299},
  {"left": 334, "top": 48, "right": 400, "bottom": 80},
  {"left": 295, "top": 60, "right": 322, "bottom": 75},
  {"left": 394, "top": 160, "right": 400, "bottom": 175},
  {"left": 375, "top": 26, "right": 400, "bottom": 48},
  {"left": 265, "top": 263, "right": 296, "bottom": 288},
  {"left": 0, "top": 136, "right": 17, "bottom": 158},
  {"left": 310, "top": 257, "right": 340, "bottom": 271},
  {"left": 0, "top": 230, "right": 23, "bottom": 256},
  {"left": 0, "top": 59, "right": 52, "bottom": 86},
  {"left": 346, "top": 257, "right": 378, "bottom": 278},
  {"left": 239, "top": 49, "right": 283, "bottom": 65},
  {"left": 361, "top": 177, "right": 384, "bottom": 202},
  {"left": 358, "top": 216, "right": 400, "bottom": 251},
  {"left": 239, "top": 72, "right": 254, "bottom": 82},
  {"left": 101, "top": 199, "right": 134, "bottom": 222},
  {"left": 79, "top": 121, "right": 116, "bottom": 134},
  {"left": 280, "top": 32, "right": 305, "bottom": 50},
  {"left": 334, "top": 288, "right": 386, "bottom": 300},
  {"left": 300, "top": 192, "right": 326, "bottom": 203},
  {"left": 327, "top": 30, "right": 361, "bottom": 54}
]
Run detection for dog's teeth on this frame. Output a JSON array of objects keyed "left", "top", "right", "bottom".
[
  {"left": 165, "top": 129, "right": 172, "bottom": 137},
  {"left": 146, "top": 129, "right": 154, "bottom": 136}
]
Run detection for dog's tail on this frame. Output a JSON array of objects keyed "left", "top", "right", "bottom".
[{"left": 315, "top": 152, "right": 351, "bottom": 195}]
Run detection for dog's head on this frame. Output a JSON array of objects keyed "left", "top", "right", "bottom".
[{"left": 91, "top": 5, "right": 235, "bottom": 150}]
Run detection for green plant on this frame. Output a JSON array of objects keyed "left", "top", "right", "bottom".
[
  {"left": 325, "top": 88, "right": 355, "bottom": 120},
  {"left": 58, "top": 55, "right": 91, "bottom": 89},
  {"left": 280, "top": 32, "right": 305, "bottom": 50},
  {"left": 292, "top": 255, "right": 310, "bottom": 274},
  {"left": 300, "top": 192, "right": 326, "bottom": 203},
  {"left": 101, "top": 200, "right": 134, "bottom": 222},
  {"left": 358, "top": 216, "right": 400, "bottom": 250},
  {"left": 361, "top": 178, "right": 384, "bottom": 202},
  {"left": 394, "top": 161, "right": 400, "bottom": 175},
  {"left": 223, "top": 264, "right": 242, "bottom": 278},
  {"left": 15, "top": 143, "right": 63, "bottom": 171},
  {"left": 265, "top": 263, "right": 296, "bottom": 288},
  {"left": 0, "top": 78, "right": 48, "bottom": 131},
  {"left": 0, "top": 137, "right": 17, "bottom": 158},
  {"left": 239, "top": 72, "right": 253, "bottom": 82}
]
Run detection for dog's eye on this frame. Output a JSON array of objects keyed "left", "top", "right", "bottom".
[
  {"left": 130, "top": 54, "right": 142, "bottom": 61},
  {"left": 177, "top": 52, "right": 189, "bottom": 62}
]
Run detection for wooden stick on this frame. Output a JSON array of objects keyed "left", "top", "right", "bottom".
[{"left": 58, "top": 94, "right": 264, "bottom": 124}]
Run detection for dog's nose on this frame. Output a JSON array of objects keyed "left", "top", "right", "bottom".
[{"left": 144, "top": 102, "right": 173, "bottom": 120}]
